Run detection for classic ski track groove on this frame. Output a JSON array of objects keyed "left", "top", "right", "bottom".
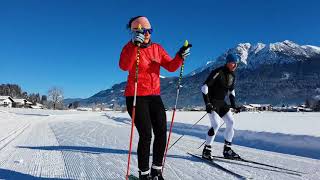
[{"left": 0, "top": 123, "right": 31, "bottom": 151}]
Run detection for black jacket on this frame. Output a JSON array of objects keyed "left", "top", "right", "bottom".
[{"left": 202, "top": 66, "right": 236, "bottom": 108}]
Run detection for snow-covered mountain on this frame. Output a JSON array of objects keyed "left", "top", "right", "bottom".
[
  {"left": 189, "top": 40, "right": 320, "bottom": 76},
  {"left": 75, "top": 40, "right": 320, "bottom": 108}
]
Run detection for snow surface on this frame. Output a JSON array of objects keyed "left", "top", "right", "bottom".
[{"left": 0, "top": 107, "right": 319, "bottom": 179}]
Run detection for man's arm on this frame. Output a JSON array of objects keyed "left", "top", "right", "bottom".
[
  {"left": 229, "top": 75, "right": 240, "bottom": 113},
  {"left": 201, "top": 68, "right": 221, "bottom": 113}
]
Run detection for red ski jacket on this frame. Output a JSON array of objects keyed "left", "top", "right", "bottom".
[{"left": 119, "top": 41, "right": 183, "bottom": 96}]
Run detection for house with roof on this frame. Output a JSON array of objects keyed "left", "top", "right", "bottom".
[
  {"left": 0, "top": 96, "right": 14, "bottom": 108},
  {"left": 249, "top": 104, "right": 273, "bottom": 111},
  {"left": 12, "top": 99, "right": 33, "bottom": 108},
  {"left": 241, "top": 104, "right": 273, "bottom": 111},
  {"left": 242, "top": 105, "right": 256, "bottom": 112}
]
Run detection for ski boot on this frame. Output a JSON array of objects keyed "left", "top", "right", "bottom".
[
  {"left": 202, "top": 145, "right": 213, "bottom": 160},
  {"left": 223, "top": 141, "right": 241, "bottom": 160},
  {"left": 139, "top": 170, "right": 151, "bottom": 180},
  {"left": 151, "top": 165, "right": 164, "bottom": 180}
]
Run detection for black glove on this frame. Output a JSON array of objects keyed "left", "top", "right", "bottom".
[
  {"left": 233, "top": 106, "right": 241, "bottom": 114},
  {"left": 178, "top": 44, "right": 192, "bottom": 59},
  {"left": 206, "top": 103, "right": 215, "bottom": 113}
]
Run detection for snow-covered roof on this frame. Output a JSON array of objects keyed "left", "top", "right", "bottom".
[
  {"left": 25, "top": 100, "right": 33, "bottom": 105},
  {"left": 249, "top": 104, "right": 261, "bottom": 108},
  {"left": 249, "top": 104, "right": 271, "bottom": 108},
  {"left": 0, "top": 96, "right": 12, "bottom": 100},
  {"left": 77, "top": 107, "right": 92, "bottom": 111},
  {"left": 12, "top": 99, "right": 26, "bottom": 103},
  {"left": 243, "top": 105, "right": 255, "bottom": 109},
  {"left": 260, "top": 104, "right": 272, "bottom": 107},
  {"left": 36, "top": 103, "right": 43, "bottom": 107},
  {"left": 31, "top": 105, "right": 43, "bottom": 109}
]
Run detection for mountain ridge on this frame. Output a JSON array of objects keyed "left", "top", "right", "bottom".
[{"left": 69, "top": 40, "right": 320, "bottom": 108}]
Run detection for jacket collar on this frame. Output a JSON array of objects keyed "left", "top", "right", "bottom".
[{"left": 140, "top": 40, "right": 152, "bottom": 48}]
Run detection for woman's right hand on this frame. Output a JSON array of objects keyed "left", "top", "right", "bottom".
[{"left": 132, "top": 31, "right": 145, "bottom": 45}]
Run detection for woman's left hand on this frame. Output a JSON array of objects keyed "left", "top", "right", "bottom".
[{"left": 178, "top": 44, "right": 192, "bottom": 59}]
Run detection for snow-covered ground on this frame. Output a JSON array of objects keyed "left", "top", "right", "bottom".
[{"left": 0, "top": 107, "right": 319, "bottom": 179}]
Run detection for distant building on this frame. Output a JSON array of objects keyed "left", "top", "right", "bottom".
[
  {"left": 31, "top": 103, "right": 44, "bottom": 109},
  {"left": 189, "top": 107, "right": 203, "bottom": 111},
  {"left": 102, "top": 107, "right": 113, "bottom": 111},
  {"left": 272, "top": 105, "right": 313, "bottom": 112},
  {"left": 77, "top": 107, "right": 92, "bottom": 111},
  {"left": 92, "top": 107, "right": 102, "bottom": 112},
  {"left": 297, "top": 106, "right": 313, "bottom": 112},
  {"left": 249, "top": 104, "right": 272, "bottom": 111},
  {"left": 0, "top": 96, "right": 14, "bottom": 108},
  {"left": 12, "top": 99, "right": 33, "bottom": 108},
  {"left": 242, "top": 104, "right": 273, "bottom": 111},
  {"left": 242, "top": 105, "right": 256, "bottom": 112}
]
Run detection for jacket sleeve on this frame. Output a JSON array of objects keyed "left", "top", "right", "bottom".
[
  {"left": 159, "top": 45, "right": 183, "bottom": 72},
  {"left": 201, "top": 68, "right": 221, "bottom": 104},
  {"left": 229, "top": 76, "right": 236, "bottom": 108},
  {"left": 119, "top": 42, "right": 138, "bottom": 71}
]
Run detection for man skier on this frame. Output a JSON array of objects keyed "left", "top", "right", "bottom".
[{"left": 201, "top": 53, "right": 241, "bottom": 160}]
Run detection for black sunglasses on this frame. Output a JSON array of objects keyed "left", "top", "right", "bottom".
[{"left": 132, "top": 28, "right": 153, "bottom": 34}]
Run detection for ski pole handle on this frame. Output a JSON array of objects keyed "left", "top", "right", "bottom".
[
  {"left": 184, "top": 40, "right": 189, "bottom": 48},
  {"left": 176, "top": 40, "right": 189, "bottom": 89}
]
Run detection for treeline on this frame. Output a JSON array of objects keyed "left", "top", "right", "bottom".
[
  {"left": 0, "top": 84, "right": 47, "bottom": 104},
  {"left": 305, "top": 98, "right": 320, "bottom": 111}
]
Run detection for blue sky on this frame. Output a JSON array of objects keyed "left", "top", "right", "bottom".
[{"left": 1, "top": 0, "right": 319, "bottom": 98}]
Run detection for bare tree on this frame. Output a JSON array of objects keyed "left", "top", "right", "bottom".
[{"left": 48, "top": 87, "right": 64, "bottom": 110}]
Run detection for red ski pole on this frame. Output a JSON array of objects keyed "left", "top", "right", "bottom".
[
  {"left": 126, "top": 24, "right": 142, "bottom": 180},
  {"left": 162, "top": 40, "right": 190, "bottom": 172}
]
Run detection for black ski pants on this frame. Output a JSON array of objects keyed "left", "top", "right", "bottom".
[{"left": 126, "top": 95, "right": 167, "bottom": 172}]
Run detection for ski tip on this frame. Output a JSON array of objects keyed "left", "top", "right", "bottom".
[{"left": 184, "top": 40, "right": 189, "bottom": 47}]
